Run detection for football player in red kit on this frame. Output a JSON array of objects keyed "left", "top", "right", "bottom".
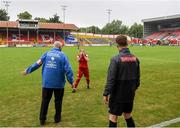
[{"left": 72, "top": 49, "right": 90, "bottom": 93}]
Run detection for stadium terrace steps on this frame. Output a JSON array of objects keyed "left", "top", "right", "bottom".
[
  {"left": 146, "top": 30, "right": 180, "bottom": 41},
  {"left": 73, "top": 34, "right": 111, "bottom": 44}
]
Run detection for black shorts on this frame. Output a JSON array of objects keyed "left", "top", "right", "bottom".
[{"left": 109, "top": 102, "right": 133, "bottom": 116}]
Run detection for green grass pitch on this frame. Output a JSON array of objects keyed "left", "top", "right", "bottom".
[{"left": 0, "top": 46, "right": 180, "bottom": 127}]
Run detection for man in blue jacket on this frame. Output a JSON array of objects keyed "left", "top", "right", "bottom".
[{"left": 22, "top": 41, "right": 74, "bottom": 125}]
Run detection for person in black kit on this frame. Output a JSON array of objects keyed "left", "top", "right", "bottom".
[{"left": 103, "top": 35, "right": 140, "bottom": 127}]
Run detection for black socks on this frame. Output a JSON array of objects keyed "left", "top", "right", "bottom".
[
  {"left": 109, "top": 117, "right": 135, "bottom": 127},
  {"left": 109, "top": 120, "right": 117, "bottom": 127},
  {"left": 125, "top": 117, "right": 135, "bottom": 127}
]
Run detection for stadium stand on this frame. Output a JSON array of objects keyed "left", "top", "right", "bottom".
[
  {"left": 86, "top": 38, "right": 109, "bottom": 44},
  {"left": 0, "top": 20, "right": 78, "bottom": 46},
  {"left": 73, "top": 34, "right": 111, "bottom": 45},
  {"left": 142, "top": 14, "right": 180, "bottom": 45},
  {"left": 145, "top": 30, "right": 180, "bottom": 41},
  {"left": 146, "top": 32, "right": 162, "bottom": 39}
]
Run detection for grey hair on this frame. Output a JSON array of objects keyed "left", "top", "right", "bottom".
[{"left": 53, "top": 41, "right": 62, "bottom": 48}]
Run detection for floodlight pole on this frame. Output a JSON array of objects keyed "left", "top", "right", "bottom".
[
  {"left": 107, "top": 9, "right": 112, "bottom": 39},
  {"left": 3, "top": 1, "right": 11, "bottom": 45},
  {"left": 107, "top": 9, "right": 112, "bottom": 24},
  {"left": 3, "top": 1, "right": 11, "bottom": 14},
  {"left": 61, "top": 5, "right": 67, "bottom": 44}
]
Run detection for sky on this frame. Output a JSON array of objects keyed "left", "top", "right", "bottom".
[{"left": 1, "top": 0, "right": 180, "bottom": 28}]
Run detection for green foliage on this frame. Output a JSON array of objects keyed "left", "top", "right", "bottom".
[
  {"left": 48, "top": 13, "right": 62, "bottom": 23},
  {"left": 34, "top": 17, "right": 48, "bottom": 23},
  {"left": 34, "top": 14, "right": 62, "bottom": 23},
  {"left": 78, "top": 20, "right": 142, "bottom": 37},
  {"left": 0, "top": 46, "right": 180, "bottom": 127},
  {"left": 120, "top": 24, "right": 129, "bottom": 34},
  {"left": 78, "top": 27, "right": 86, "bottom": 33},
  {"left": 78, "top": 26, "right": 101, "bottom": 34},
  {"left": 0, "top": 9, "right": 9, "bottom": 21},
  {"left": 17, "top": 11, "right": 32, "bottom": 20},
  {"left": 101, "top": 20, "right": 129, "bottom": 34},
  {"left": 129, "top": 22, "right": 143, "bottom": 38}
]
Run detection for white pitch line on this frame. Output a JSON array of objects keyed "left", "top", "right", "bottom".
[{"left": 149, "top": 117, "right": 180, "bottom": 127}]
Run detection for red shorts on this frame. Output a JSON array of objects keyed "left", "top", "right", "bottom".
[{"left": 73, "top": 67, "right": 90, "bottom": 88}]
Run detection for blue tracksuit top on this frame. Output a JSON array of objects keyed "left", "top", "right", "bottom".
[{"left": 26, "top": 48, "right": 74, "bottom": 88}]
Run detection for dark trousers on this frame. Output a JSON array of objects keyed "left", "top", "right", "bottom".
[{"left": 39, "top": 88, "right": 64, "bottom": 121}]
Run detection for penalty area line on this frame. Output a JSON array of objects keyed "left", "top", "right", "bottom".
[{"left": 148, "top": 117, "right": 180, "bottom": 127}]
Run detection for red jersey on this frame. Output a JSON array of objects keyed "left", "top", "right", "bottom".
[{"left": 78, "top": 54, "right": 88, "bottom": 68}]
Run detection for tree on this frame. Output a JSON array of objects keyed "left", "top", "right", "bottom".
[
  {"left": 0, "top": 9, "right": 9, "bottom": 21},
  {"left": 48, "top": 14, "right": 62, "bottom": 23},
  {"left": 101, "top": 20, "right": 128, "bottom": 34},
  {"left": 120, "top": 25, "right": 129, "bottom": 34},
  {"left": 78, "top": 27, "right": 87, "bottom": 33},
  {"left": 34, "top": 17, "right": 48, "bottom": 22},
  {"left": 17, "top": 11, "right": 32, "bottom": 19},
  {"left": 78, "top": 26, "right": 101, "bottom": 34},
  {"left": 129, "top": 23, "right": 143, "bottom": 38},
  {"left": 88, "top": 26, "right": 101, "bottom": 34}
]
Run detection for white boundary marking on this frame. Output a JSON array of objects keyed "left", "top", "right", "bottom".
[{"left": 149, "top": 117, "right": 180, "bottom": 127}]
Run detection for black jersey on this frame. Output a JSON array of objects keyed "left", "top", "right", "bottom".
[{"left": 103, "top": 48, "right": 140, "bottom": 103}]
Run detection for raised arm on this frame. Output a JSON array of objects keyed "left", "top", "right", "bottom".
[
  {"left": 77, "top": 55, "right": 80, "bottom": 61},
  {"left": 22, "top": 52, "right": 47, "bottom": 75},
  {"left": 84, "top": 54, "right": 89, "bottom": 61}
]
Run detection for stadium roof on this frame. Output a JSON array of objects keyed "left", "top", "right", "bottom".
[
  {"left": 39, "top": 23, "right": 78, "bottom": 30},
  {"left": 142, "top": 14, "right": 180, "bottom": 23},
  {"left": 0, "top": 21, "right": 78, "bottom": 30}
]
